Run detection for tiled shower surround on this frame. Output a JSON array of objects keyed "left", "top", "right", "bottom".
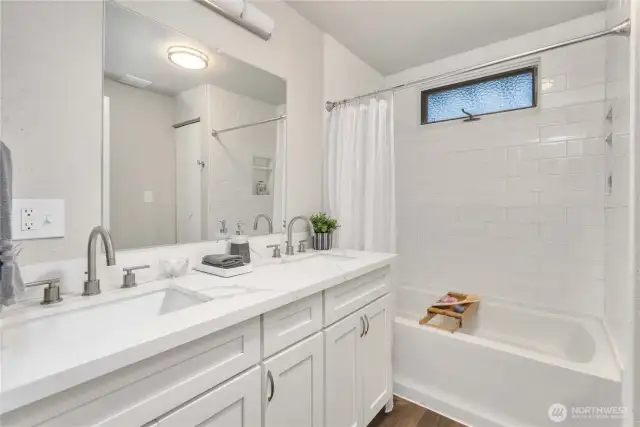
[{"left": 392, "top": 13, "right": 611, "bottom": 317}]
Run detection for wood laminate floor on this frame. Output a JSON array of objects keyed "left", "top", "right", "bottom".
[{"left": 369, "top": 396, "right": 466, "bottom": 427}]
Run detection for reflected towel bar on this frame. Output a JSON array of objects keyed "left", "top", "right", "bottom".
[
  {"left": 173, "top": 117, "right": 201, "bottom": 129},
  {"left": 211, "top": 114, "right": 287, "bottom": 137}
]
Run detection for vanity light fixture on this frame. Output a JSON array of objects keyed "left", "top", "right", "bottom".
[{"left": 167, "top": 46, "right": 209, "bottom": 70}]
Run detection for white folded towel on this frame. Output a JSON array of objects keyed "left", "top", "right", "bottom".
[{"left": 242, "top": 3, "right": 274, "bottom": 36}]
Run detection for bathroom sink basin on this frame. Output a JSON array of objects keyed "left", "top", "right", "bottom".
[
  {"left": 283, "top": 252, "right": 357, "bottom": 264},
  {"left": 0, "top": 287, "right": 208, "bottom": 391},
  {"left": 311, "top": 253, "right": 357, "bottom": 262},
  {"left": 2, "top": 288, "right": 207, "bottom": 354}
]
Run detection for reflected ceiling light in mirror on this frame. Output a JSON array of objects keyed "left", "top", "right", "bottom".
[{"left": 167, "top": 46, "right": 209, "bottom": 70}]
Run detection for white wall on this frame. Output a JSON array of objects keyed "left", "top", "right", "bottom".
[
  {"left": 603, "top": 0, "right": 638, "bottom": 424},
  {"left": 103, "top": 79, "right": 177, "bottom": 250},
  {"left": 206, "top": 84, "right": 279, "bottom": 237},
  {"left": 603, "top": 2, "right": 638, "bottom": 423},
  {"left": 390, "top": 13, "right": 608, "bottom": 316},
  {"left": 323, "top": 34, "right": 384, "bottom": 103},
  {"left": 604, "top": 0, "right": 631, "bottom": 373},
  {"left": 1, "top": 1, "right": 103, "bottom": 265},
  {"left": 175, "top": 84, "right": 210, "bottom": 238}
]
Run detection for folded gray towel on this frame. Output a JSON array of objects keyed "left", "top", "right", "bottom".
[{"left": 202, "top": 254, "right": 245, "bottom": 268}]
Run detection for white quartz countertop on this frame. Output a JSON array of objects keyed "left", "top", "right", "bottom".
[{"left": 0, "top": 249, "right": 395, "bottom": 414}]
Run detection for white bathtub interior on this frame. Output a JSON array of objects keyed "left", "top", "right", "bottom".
[
  {"left": 394, "top": 286, "right": 623, "bottom": 427},
  {"left": 397, "top": 286, "right": 621, "bottom": 382}
]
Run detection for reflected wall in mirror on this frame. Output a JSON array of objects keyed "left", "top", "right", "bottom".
[{"left": 104, "top": 2, "right": 286, "bottom": 251}]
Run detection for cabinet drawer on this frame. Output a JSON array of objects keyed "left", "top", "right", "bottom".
[
  {"left": 263, "top": 293, "right": 323, "bottom": 358},
  {"left": 156, "top": 366, "right": 261, "bottom": 427},
  {"left": 324, "top": 266, "right": 391, "bottom": 326},
  {"left": 6, "top": 318, "right": 261, "bottom": 427}
]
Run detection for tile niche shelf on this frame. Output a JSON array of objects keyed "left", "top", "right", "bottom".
[{"left": 252, "top": 156, "right": 273, "bottom": 196}]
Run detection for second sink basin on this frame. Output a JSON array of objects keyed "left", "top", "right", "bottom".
[
  {"left": 254, "top": 251, "right": 357, "bottom": 268},
  {"left": 282, "top": 252, "right": 356, "bottom": 265}
]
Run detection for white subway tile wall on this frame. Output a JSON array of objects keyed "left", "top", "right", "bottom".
[
  {"left": 394, "top": 21, "right": 609, "bottom": 316},
  {"left": 603, "top": 0, "right": 631, "bottom": 380}
]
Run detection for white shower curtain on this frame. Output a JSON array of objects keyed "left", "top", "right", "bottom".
[{"left": 323, "top": 96, "right": 396, "bottom": 253}]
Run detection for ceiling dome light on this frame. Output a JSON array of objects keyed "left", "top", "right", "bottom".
[{"left": 168, "top": 46, "right": 208, "bottom": 70}]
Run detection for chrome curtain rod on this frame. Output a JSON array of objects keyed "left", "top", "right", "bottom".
[
  {"left": 211, "top": 114, "right": 286, "bottom": 137},
  {"left": 195, "top": 0, "right": 271, "bottom": 41},
  {"left": 325, "top": 19, "right": 631, "bottom": 112}
]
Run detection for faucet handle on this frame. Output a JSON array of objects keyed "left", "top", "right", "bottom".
[
  {"left": 122, "top": 265, "right": 150, "bottom": 288},
  {"left": 266, "top": 244, "right": 282, "bottom": 258},
  {"left": 26, "top": 278, "right": 63, "bottom": 305},
  {"left": 298, "top": 240, "right": 307, "bottom": 253},
  {"left": 26, "top": 277, "right": 61, "bottom": 288}
]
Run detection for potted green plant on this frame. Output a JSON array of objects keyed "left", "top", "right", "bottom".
[{"left": 310, "top": 212, "right": 339, "bottom": 250}]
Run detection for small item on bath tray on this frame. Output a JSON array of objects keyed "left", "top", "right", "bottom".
[
  {"left": 432, "top": 293, "right": 480, "bottom": 307},
  {"left": 194, "top": 262, "right": 253, "bottom": 278},
  {"left": 419, "top": 291, "right": 480, "bottom": 333},
  {"left": 453, "top": 305, "right": 465, "bottom": 314},
  {"left": 202, "top": 254, "right": 244, "bottom": 269}
]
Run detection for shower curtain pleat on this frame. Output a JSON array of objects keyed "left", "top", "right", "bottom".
[{"left": 323, "top": 96, "right": 396, "bottom": 253}]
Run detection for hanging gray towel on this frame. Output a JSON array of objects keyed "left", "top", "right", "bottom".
[{"left": 0, "top": 141, "right": 24, "bottom": 309}]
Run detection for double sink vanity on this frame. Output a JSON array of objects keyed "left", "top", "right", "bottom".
[
  {"left": 1, "top": 1, "right": 396, "bottom": 426},
  {"left": 0, "top": 244, "right": 396, "bottom": 427}
]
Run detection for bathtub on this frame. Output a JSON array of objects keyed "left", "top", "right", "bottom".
[{"left": 393, "top": 287, "right": 623, "bottom": 427}]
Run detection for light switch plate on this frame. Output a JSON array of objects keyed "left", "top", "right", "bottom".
[{"left": 12, "top": 199, "right": 65, "bottom": 240}]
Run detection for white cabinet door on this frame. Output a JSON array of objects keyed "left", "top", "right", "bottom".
[
  {"left": 263, "top": 333, "right": 324, "bottom": 427},
  {"left": 324, "top": 310, "right": 365, "bottom": 427},
  {"left": 361, "top": 294, "right": 393, "bottom": 426},
  {"left": 156, "top": 367, "right": 261, "bottom": 427}
]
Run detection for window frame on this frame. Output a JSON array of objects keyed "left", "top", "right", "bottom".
[{"left": 420, "top": 66, "right": 538, "bottom": 125}]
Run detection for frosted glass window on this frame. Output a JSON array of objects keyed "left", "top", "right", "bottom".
[{"left": 421, "top": 67, "right": 536, "bottom": 124}]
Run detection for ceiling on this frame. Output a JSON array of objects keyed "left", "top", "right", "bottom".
[
  {"left": 287, "top": 0, "right": 606, "bottom": 75},
  {"left": 105, "top": 2, "right": 286, "bottom": 104}
]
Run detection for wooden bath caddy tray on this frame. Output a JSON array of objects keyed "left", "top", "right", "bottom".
[{"left": 419, "top": 292, "right": 479, "bottom": 333}]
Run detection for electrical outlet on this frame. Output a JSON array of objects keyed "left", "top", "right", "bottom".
[
  {"left": 13, "top": 199, "right": 65, "bottom": 240},
  {"left": 21, "top": 208, "right": 35, "bottom": 231}
]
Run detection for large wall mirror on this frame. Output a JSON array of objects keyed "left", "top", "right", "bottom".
[{"left": 104, "top": 2, "right": 287, "bottom": 251}]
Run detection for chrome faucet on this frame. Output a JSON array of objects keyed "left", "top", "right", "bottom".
[
  {"left": 84, "top": 226, "right": 116, "bottom": 296},
  {"left": 253, "top": 213, "right": 273, "bottom": 234},
  {"left": 286, "top": 216, "right": 315, "bottom": 255}
]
